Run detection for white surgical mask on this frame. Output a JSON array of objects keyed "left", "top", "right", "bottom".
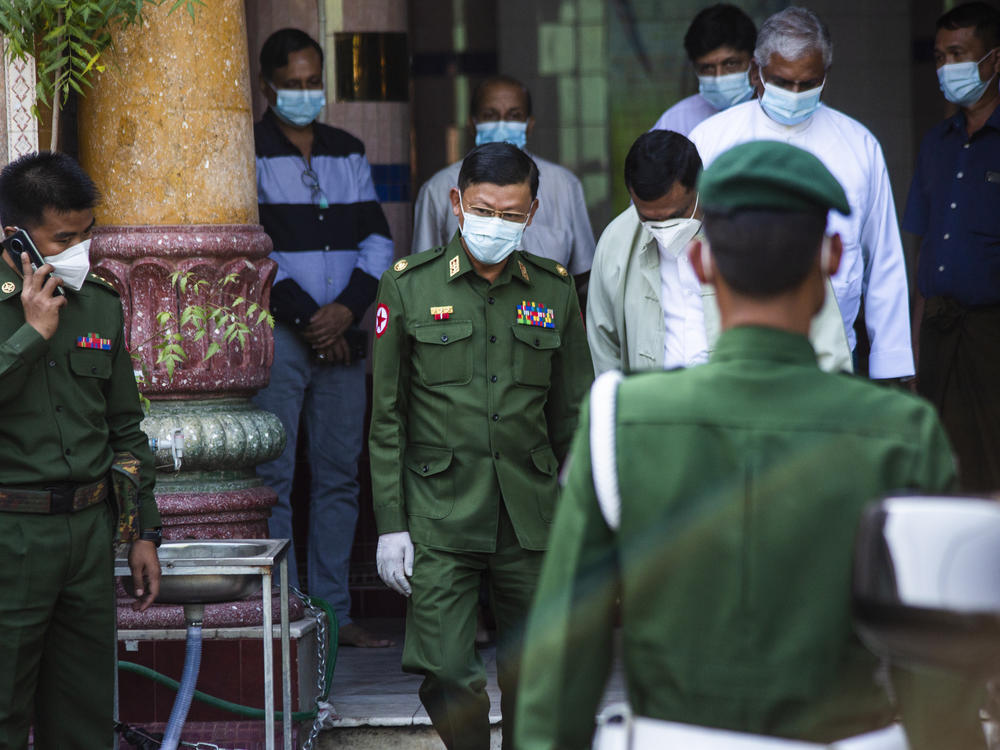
[
  {"left": 44, "top": 238, "right": 91, "bottom": 291},
  {"left": 642, "top": 195, "right": 701, "bottom": 259},
  {"left": 475, "top": 121, "right": 528, "bottom": 149},
  {"left": 698, "top": 70, "right": 754, "bottom": 111},
  {"left": 937, "top": 49, "right": 998, "bottom": 107},
  {"left": 458, "top": 191, "right": 531, "bottom": 264},
  {"left": 269, "top": 83, "right": 326, "bottom": 127},
  {"left": 760, "top": 74, "right": 825, "bottom": 125}
]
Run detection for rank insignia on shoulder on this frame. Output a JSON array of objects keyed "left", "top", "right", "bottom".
[
  {"left": 555, "top": 264, "right": 568, "bottom": 277},
  {"left": 449, "top": 255, "right": 461, "bottom": 277},
  {"left": 516, "top": 300, "right": 555, "bottom": 328},
  {"left": 431, "top": 305, "right": 453, "bottom": 320},
  {"left": 518, "top": 260, "right": 530, "bottom": 281},
  {"left": 394, "top": 259, "right": 409, "bottom": 272},
  {"left": 1, "top": 281, "right": 15, "bottom": 294},
  {"left": 77, "top": 332, "right": 112, "bottom": 351}
]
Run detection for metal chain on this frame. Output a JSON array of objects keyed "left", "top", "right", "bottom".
[{"left": 291, "top": 586, "right": 330, "bottom": 750}]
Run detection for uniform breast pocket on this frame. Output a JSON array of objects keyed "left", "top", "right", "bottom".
[
  {"left": 413, "top": 321, "right": 474, "bottom": 386},
  {"left": 511, "top": 325, "right": 561, "bottom": 388},
  {"left": 69, "top": 350, "right": 112, "bottom": 380}
]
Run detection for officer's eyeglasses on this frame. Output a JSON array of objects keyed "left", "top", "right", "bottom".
[
  {"left": 465, "top": 203, "right": 532, "bottom": 223},
  {"left": 301, "top": 167, "right": 330, "bottom": 209}
]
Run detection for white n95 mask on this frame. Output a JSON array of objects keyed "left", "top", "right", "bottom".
[
  {"left": 642, "top": 195, "right": 701, "bottom": 259},
  {"left": 44, "top": 238, "right": 91, "bottom": 291}
]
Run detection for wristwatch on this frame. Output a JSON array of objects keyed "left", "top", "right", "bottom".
[{"left": 139, "top": 528, "right": 163, "bottom": 548}]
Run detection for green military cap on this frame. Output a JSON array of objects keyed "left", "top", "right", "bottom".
[{"left": 698, "top": 140, "right": 851, "bottom": 215}]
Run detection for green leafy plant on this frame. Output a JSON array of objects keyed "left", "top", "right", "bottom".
[
  {"left": 0, "top": 0, "right": 204, "bottom": 151},
  {"left": 130, "top": 271, "right": 274, "bottom": 403}
]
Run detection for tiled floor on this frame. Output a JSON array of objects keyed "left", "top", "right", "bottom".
[{"left": 327, "top": 618, "right": 627, "bottom": 729}]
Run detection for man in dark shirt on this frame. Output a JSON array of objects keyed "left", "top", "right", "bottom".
[{"left": 903, "top": 1, "right": 1000, "bottom": 491}]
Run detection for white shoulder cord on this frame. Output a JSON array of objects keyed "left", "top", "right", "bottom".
[{"left": 590, "top": 370, "right": 625, "bottom": 531}]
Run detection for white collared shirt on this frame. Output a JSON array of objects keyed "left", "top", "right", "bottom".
[
  {"left": 650, "top": 93, "right": 720, "bottom": 137},
  {"left": 689, "top": 100, "right": 914, "bottom": 379},
  {"left": 657, "top": 240, "right": 709, "bottom": 369}
]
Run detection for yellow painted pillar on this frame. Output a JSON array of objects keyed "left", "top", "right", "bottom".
[{"left": 79, "top": 1, "right": 257, "bottom": 226}]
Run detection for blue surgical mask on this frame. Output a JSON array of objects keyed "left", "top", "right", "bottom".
[
  {"left": 474, "top": 121, "right": 528, "bottom": 149},
  {"left": 937, "top": 49, "right": 998, "bottom": 107},
  {"left": 698, "top": 70, "right": 754, "bottom": 111},
  {"left": 269, "top": 83, "right": 326, "bottom": 127},
  {"left": 760, "top": 74, "right": 825, "bottom": 125},
  {"left": 458, "top": 191, "right": 530, "bottom": 264}
]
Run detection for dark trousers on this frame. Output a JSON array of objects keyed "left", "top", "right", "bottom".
[
  {"left": 402, "top": 505, "right": 543, "bottom": 750},
  {"left": 917, "top": 297, "right": 1000, "bottom": 492},
  {"left": 0, "top": 502, "right": 116, "bottom": 749}
]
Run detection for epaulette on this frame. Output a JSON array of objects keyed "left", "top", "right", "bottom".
[
  {"left": 388, "top": 246, "right": 445, "bottom": 276},
  {"left": 85, "top": 272, "right": 120, "bottom": 296},
  {"left": 520, "top": 251, "right": 571, "bottom": 282}
]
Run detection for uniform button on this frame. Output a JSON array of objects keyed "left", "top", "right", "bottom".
[
  {"left": 950, "top": 203, "right": 957, "bottom": 209},
  {"left": 489, "top": 335, "right": 496, "bottom": 343},
  {"left": 957, "top": 171, "right": 964, "bottom": 178},
  {"left": 490, "top": 375, "right": 498, "bottom": 383},
  {"left": 421, "top": 465, "right": 429, "bottom": 473},
  {"left": 492, "top": 413, "right": 500, "bottom": 422},
  {"left": 939, "top": 265, "right": 945, "bottom": 272},
  {"left": 441, "top": 335, "right": 448, "bottom": 343},
  {"left": 494, "top": 452, "right": 500, "bottom": 459},
  {"left": 91, "top": 367, "right": 98, "bottom": 374},
  {"left": 65, "top": 448, "right": 71, "bottom": 455},
  {"left": 48, "top": 360, "right": 56, "bottom": 367},
  {"left": 55, "top": 405, "right": 63, "bottom": 412},
  {"left": 318, "top": 214, "right": 325, "bottom": 220},
  {"left": 488, "top": 296, "right": 495, "bottom": 304},
  {"left": 534, "top": 338, "right": 541, "bottom": 346},
  {"left": 325, "top": 245, "right": 330, "bottom": 250},
  {"left": 964, "top": 143, "right": 970, "bottom": 149},
  {"left": 944, "top": 233, "right": 950, "bottom": 240}
]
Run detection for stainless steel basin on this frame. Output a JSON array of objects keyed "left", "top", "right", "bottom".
[
  {"left": 117, "top": 539, "right": 288, "bottom": 604},
  {"left": 853, "top": 495, "right": 1000, "bottom": 674}
]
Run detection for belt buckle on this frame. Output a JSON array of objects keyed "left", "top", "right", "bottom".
[{"left": 46, "top": 484, "right": 76, "bottom": 514}]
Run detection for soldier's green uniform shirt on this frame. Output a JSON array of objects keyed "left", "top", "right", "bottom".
[
  {"left": 0, "top": 265, "right": 158, "bottom": 524},
  {"left": 515, "top": 326, "right": 979, "bottom": 750},
  {"left": 370, "top": 233, "right": 592, "bottom": 550},
  {"left": 0, "top": 262, "right": 159, "bottom": 749}
]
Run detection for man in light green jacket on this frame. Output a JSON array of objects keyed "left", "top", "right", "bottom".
[{"left": 587, "top": 129, "right": 852, "bottom": 374}]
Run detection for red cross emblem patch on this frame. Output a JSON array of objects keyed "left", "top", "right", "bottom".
[{"left": 375, "top": 303, "right": 389, "bottom": 338}]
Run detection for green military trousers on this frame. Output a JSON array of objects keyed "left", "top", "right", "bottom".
[
  {"left": 402, "top": 504, "right": 543, "bottom": 750},
  {"left": 0, "top": 502, "right": 116, "bottom": 750}
]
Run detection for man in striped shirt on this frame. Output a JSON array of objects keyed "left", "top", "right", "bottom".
[{"left": 253, "top": 28, "right": 394, "bottom": 647}]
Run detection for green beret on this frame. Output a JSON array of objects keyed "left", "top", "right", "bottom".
[{"left": 698, "top": 140, "right": 851, "bottom": 215}]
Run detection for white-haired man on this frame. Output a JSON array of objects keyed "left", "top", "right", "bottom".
[{"left": 689, "top": 6, "right": 914, "bottom": 382}]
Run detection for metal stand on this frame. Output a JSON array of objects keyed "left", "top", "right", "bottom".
[{"left": 116, "top": 538, "right": 293, "bottom": 750}]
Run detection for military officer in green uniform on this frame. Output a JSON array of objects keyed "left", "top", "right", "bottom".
[
  {"left": 0, "top": 152, "right": 161, "bottom": 749},
  {"left": 515, "top": 142, "right": 985, "bottom": 749},
  {"left": 369, "top": 142, "right": 593, "bottom": 749}
]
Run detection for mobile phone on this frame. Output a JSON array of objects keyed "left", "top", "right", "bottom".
[{"left": 1, "top": 228, "right": 65, "bottom": 296}]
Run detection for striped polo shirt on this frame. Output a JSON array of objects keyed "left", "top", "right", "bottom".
[{"left": 255, "top": 110, "right": 394, "bottom": 324}]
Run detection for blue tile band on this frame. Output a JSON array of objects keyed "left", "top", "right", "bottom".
[{"left": 371, "top": 163, "right": 411, "bottom": 203}]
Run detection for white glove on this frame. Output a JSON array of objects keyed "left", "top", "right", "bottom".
[{"left": 376, "top": 531, "right": 414, "bottom": 596}]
